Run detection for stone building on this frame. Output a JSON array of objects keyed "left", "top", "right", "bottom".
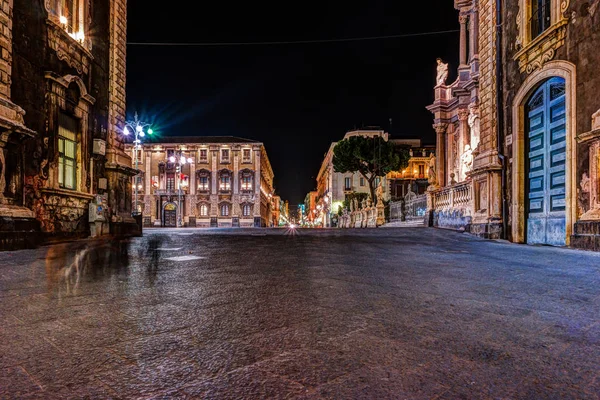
[
  {"left": 499, "top": 0, "right": 600, "bottom": 249},
  {"left": 387, "top": 139, "right": 435, "bottom": 199},
  {"left": 428, "top": 0, "right": 600, "bottom": 250},
  {"left": 124, "top": 137, "right": 274, "bottom": 228},
  {"left": 0, "top": 0, "right": 135, "bottom": 248},
  {"left": 315, "top": 129, "right": 430, "bottom": 227}
]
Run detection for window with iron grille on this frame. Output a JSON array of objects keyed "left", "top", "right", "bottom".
[
  {"left": 58, "top": 113, "right": 78, "bottom": 190},
  {"left": 243, "top": 204, "right": 252, "bottom": 217},
  {"left": 530, "top": 0, "right": 551, "bottom": 40}
]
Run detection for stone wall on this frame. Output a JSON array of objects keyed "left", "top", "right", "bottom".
[{"left": 502, "top": 0, "right": 600, "bottom": 246}]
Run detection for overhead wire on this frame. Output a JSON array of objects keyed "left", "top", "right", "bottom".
[{"left": 127, "top": 29, "right": 459, "bottom": 47}]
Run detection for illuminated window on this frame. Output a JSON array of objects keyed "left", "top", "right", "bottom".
[
  {"left": 530, "top": 0, "right": 551, "bottom": 40},
  {"left": 199, "top": 149, "right": 208, "bottom": 162},
  {"left": 242, "top": 149, "right": 252, "bottom": 163},
  {"left": 166, "top": 173, "right": 175, "bottom": 191},
  {"left": 221, "top": 149, "right": 230, "bottom": 163},
  {"left": 199, "top": 204, "right": 209, "bottom": 216},
  {"left": 220, "top": 204, "right": 230, "bottom": 216},
  {"left": 219, "top": 173, "right": 231, "bottom": 191},
  {"left": 419, "top": 165, "right": 425, "bottom": 177},
  {"left": 198, "top": 176, "right": 209, "bottom": 191},
  {"left": 241, "top": 174, "right": 253, "bottom": 191},
  {"left": 344, "top": 177, "right": 351, "bottom": 190},
  {"left": 58, "top": 113, "right": 78, "bottom": 190},
  {"left": 243, "top": 204, "right": 252, "bottom": 217},
  {"left": 56, "top": 0, "right": 86, "bottom": 42}
]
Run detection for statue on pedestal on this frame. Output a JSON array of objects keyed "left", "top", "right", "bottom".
[
  {"left": 436, "top": 58, "right": 449, "bottom": 86},
  {"left": 428, "top": 155, "right": 437, "bottom": 185},
  {"left": 468, "top": 104, "right": 481, "bottom": 151},
  {"left": 460, "top": 144, "right": 473, "bottom": 180}
]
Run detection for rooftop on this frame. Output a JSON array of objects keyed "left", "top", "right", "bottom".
[{"left": 126, "top": 136, "right": 261, "bottom": 145}]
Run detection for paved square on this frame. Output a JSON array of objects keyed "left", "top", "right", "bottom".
[{"left": 1, "top": 228, "right": 599, "bottom": 399}]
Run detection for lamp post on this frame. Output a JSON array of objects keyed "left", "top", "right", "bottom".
[
  {"left": 122, "top": 112, "right": 153, "bottom": 216},
  {"left": 169, "top": 150, "right": 193, "bottom": 227}
]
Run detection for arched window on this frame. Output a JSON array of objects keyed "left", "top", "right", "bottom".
[
  {"left": 197, "top": 170, "right": 210, "bottom": 192},
  {"left": 241, "top": 171, "right": 253, "bottom": 191},
  {"left": 219, "top": 171, "right": 231, "bottom": 191},
  {"left": 243, "top": 204, "right": 252, "bottom": 217},
  {"left": 220, "top": 203, "right": 230, "bottom": 217},
  {"left": 199, "top": 204, "right": 209, "bottom": 217}
]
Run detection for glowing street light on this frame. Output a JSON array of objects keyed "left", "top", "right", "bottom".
[{"left": 123, "top": 112, "right": 154, "bottom": 216}]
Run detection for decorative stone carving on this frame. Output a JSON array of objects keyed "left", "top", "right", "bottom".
[
  {"left": 436, "top": 58, "right": 449, "bottom": 86},
  {"left": 468, "top": 104, "right": 480, "bottom": 150},
  {"left": 460, "top": 144, "right": 474, "bottom": 177},
  {"left": 592, "top": 108, "right": 600, "bottom": 130},
  {"left": 428, "top": 155, "right": 437, "bottom": 185},
  {"left": 47, "top": 21, "right": 93, "bottom": 75},
  {"left": 514, "top": 2, "right": 568, "bottom": 74}
]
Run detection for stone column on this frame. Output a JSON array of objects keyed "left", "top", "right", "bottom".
[
  {"left": 459, "top": 14, "right": 468, "bottom": 66},
  {"left": 144, "top": 151, "right": 151, "bottom": 195},
  {"left": 189, "top": 158, "right": 196, "bottom": 196},
  {"left": 457, "top": 108, "right": 470, "bottom": 181},
  {"left": 434, "top": 123, "right": 448, "bottom": 187},
  {"left": 233, "top": 147, "right": 239, "bottom": 195},
  {"left": 469, "top": 7, "right": 479, "bottom": 61},
  {"left": 210, "top": 146, "right": 218, "bottom": 194}
]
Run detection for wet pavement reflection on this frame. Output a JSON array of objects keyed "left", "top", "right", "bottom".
[{"left": 1, "top": 228, "right": 600, "bottom": 399}]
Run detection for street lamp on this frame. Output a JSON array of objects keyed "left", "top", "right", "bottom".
[
  {"left": 122, "top": 112, "right": 153, "bottom": 216},
  {"left": 171, "top": 150, "right": 193, "bottom": 227}
]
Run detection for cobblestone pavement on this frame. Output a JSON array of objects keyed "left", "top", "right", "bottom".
[{"left": 1, "top": 228, "right": 600, "bottom": 399}]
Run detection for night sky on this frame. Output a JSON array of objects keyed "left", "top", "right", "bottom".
[{"left": 126, "top": 1, "right": 459, "bottom": 204}]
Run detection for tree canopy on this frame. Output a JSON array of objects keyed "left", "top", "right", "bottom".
[{"left": 333, "top": 135, "right": 410, "bottom": 201}]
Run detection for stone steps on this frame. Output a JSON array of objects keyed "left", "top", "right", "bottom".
[{"left": 381, "top": 219, "right": 426, "bottom": 228}]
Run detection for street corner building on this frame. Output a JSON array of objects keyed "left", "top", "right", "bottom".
[
  {"left": 124, "top": 137, "right": 275, "bottom": 228},
  {"left": 426, "top": 0, "right": 600, "bottom": 250},
  {"left": 0, "top": 0, "right": 137, "bottom": 250}
]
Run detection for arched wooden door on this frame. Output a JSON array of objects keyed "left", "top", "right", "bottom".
[
  {"left": 163, "top": 203, "right": 177, "bottom": 227},
  {"left": 525, "top": 77, "right": 567, "bottom": 246}
]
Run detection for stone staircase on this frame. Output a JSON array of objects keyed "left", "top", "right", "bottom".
[{"left": 381, "top": 219, "right": 426, "bottom": 228}]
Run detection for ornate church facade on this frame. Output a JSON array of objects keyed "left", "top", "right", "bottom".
[
  {"left": 427, "top": 0, "right": 600, "bottom": 250},
  {"left": 0, "top": 0, "right": 137, "bottom": 249}
]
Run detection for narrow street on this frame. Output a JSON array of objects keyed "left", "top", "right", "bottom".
[{"left": 1, "top": 228, "right": 599, "bottom": 399}]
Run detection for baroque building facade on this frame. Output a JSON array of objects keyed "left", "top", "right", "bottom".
[
  {"left": 428, "top": 0, "right": 599, "bottom": 250},
  {"left": 124, "top": 137, "right": 274, "bottom": 228},
  {"left": 0, "top": 0, "right": 135, "bottom": 248}
]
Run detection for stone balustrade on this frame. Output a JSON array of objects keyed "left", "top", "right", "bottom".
[{"left": 430, "top": 181, "right": 473, "bottom": 231}]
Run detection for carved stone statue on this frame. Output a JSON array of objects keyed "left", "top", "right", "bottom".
[
  {"left": 376, "top": 182, "right": 384, "bottom": 205},
  {"left": 428, "top": 155, "right": 437, "bottom": 185},
  {"left": 592, "top": 108, "right": 600, "bottom": 130},
  {"left": 436, "top": 58, "right": 449, "bottom": 86},
  {"left": 461, "top": 145, "right": 474, "bottom": 179},
  {"left": 468, "top": 104, "right": 481, "bottom": 150}
]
